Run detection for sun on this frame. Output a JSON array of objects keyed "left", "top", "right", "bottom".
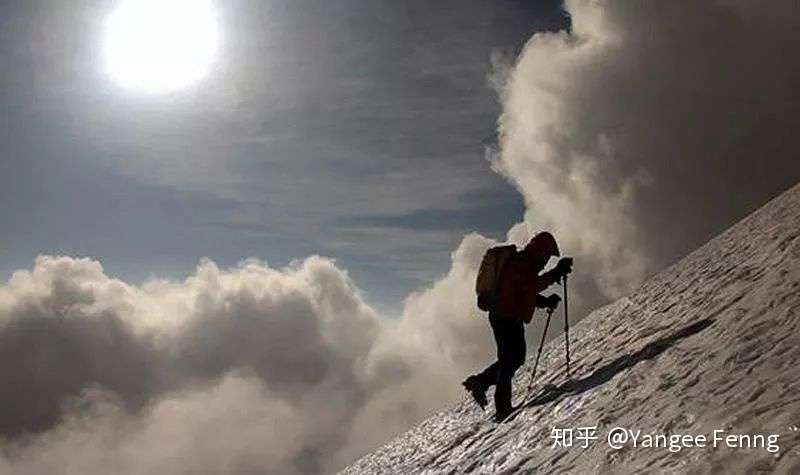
[{"left": 103, "top": 0, "right": 220, "bottom": 94}]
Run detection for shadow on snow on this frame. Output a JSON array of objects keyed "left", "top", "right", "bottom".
[{"left": 517, "top": 318, "right": 716, "bottom": 413}]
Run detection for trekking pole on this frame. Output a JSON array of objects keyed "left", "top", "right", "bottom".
[
  {"left": 562, "top": 275, "right": 571, "bottom": 378},
  {"left": 525, "top": 307, "right": 554, "bottom": 398}
]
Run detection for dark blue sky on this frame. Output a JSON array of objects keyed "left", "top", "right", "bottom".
[{"left": 0, "top": 1, "right": 568, "bottom": 310}]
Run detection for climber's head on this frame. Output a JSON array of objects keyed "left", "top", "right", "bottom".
[{"left": 522, "top": 231, "right": 560, "bottom": 268}]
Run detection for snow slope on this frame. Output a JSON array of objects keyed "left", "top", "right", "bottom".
[{"left": 343, "top": 183, "right": 800, "bottom": 474}]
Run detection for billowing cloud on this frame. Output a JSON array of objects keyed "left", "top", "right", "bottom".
[
  {"left": 494, "top": 0, "right": 800, "bottom": 308},
  {"left": 0, "top": 250, "right": 497, "bottom": 474},
  {"left": 0, "top": 255, "right": 384, "bottom": 473}
]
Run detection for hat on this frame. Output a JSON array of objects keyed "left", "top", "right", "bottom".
[{"left": 525, "top": 231, "right": 560, "bottom": 257}]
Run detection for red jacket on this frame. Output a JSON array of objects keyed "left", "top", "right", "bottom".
[{"left": 494, "top": 252, "right": 561, "bottom": 322}]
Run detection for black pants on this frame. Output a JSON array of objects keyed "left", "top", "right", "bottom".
[{"left": 474, "top": 312, "right": 526, "bottom": 413}]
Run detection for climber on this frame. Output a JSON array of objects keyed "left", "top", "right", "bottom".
[{"left": 464, "top": 231, "right": 572, "bottom": 422}]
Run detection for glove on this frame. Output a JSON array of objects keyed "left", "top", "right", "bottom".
[
  {"left": 536, "top": 293, "right": 561, "bottom": 312},
  {"left": 555, "top": 257, "right": 573, "bottom": 278}
]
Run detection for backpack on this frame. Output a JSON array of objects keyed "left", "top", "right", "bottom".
[{"left": 475, "top": 245, "right": 516, "bottom": 312}]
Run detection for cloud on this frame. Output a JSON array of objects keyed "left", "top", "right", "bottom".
[
  {"left": 493, "top": 0, "right": 800, "bottom": 306},
  {"left": 0, "top": 250, "right": 497, "bottom": 474},
  {"left": 0, "top": 255, "right": 384, "bottom": 473}
]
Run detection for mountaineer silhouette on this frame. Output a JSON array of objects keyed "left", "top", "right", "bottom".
[{"left": 464, "top": 232, "right": 573, "bottom": 422}]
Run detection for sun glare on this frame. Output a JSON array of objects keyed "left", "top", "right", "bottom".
[{"left": 104, "top": 0, "right": 220, "bottom": 93}]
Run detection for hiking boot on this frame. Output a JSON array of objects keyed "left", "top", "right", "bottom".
[
  {"left": 493, "top": 408, "right": 513, "bottom": 423},
  {"left": 462, "top": 375, "right": 488, "bottom": 410}
]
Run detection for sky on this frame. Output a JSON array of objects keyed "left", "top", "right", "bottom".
[
  {"left": 0, "top": 0, "right": 567, "bottom": 310},
  {"left": 1, "top": 1, "right": 800, "bottom": 474}
]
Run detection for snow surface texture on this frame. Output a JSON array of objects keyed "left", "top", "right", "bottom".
[{"left": 343, "top": 183, "right": 800, "bottom": 473}]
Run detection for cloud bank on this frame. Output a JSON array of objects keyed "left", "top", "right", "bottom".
[
  {"left": 2, "top": 0, "right": 799, "bottom": 473},
  {"left": 0, "top": 247, "right": 494, "bottom": 474}
]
